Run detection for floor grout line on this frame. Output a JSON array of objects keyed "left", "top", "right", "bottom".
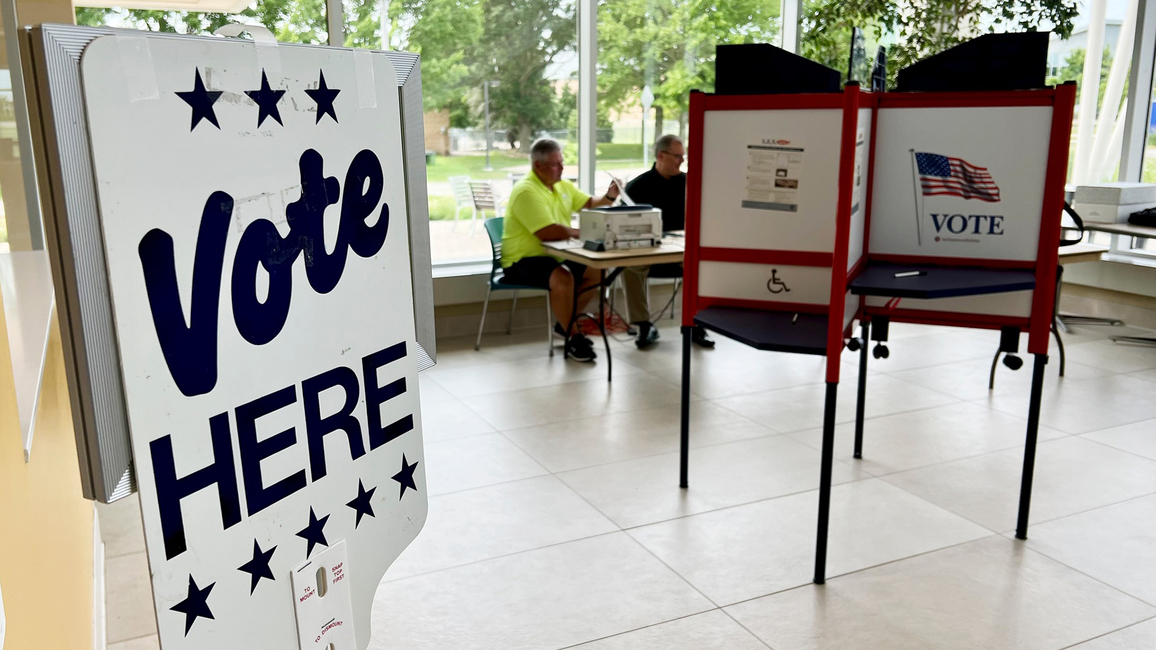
[
  {"left": 551, "top": 609, "right": 726, "bottom": 650},
  {"left": 1005, "top": 539, "right": 1156, "bottom": 612},
  {"left": 1057, "top": 615, "right": 1156, "bottom": 649}
]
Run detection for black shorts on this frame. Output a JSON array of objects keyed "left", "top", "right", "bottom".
[{"left": 503, "top": 256, "right": 588, "bottom": 289}]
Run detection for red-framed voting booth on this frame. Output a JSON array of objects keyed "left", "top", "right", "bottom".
[{"left": 678, "top": 82, "right": 1077, "bottom": 585}]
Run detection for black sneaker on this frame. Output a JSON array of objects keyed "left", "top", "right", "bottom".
[
  {"left": 692, "top": 326, "right": 715, "bottom": 348},
  {"left": 635, "top": 321, "right": 660, "bottom": 349},
  {"left": 567, "top": 334, "right": 597, "bottom": 362}
]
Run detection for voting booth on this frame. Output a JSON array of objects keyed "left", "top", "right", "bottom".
[
  {"left": 680, "top": 40, "right": 1076, "bottom": 585},
  {"left": 25, "top": 24, "right": 433, "bottom": 649}
]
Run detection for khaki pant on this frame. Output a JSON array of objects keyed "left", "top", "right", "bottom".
[{"left": 622, "top": 266, "right": 651, "bottom": 324}]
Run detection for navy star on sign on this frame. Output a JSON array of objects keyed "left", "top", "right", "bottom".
[
  {"left": 346, "top": 479, "right": 377, "bottom": 528},
  {"left": 237, "top": 540, "right": 277, "bottom": 594},
  {"left": 175, "top": 69, "right": 222, "bottom": 131},
  {"left": 297, "top": 507, "right": 330, "bottom": 557},
  {"left": 245, "top": 70, "right": 286, "bottom": 127},
  {"left": 305, "top": 70, "right": 341, "bottom": 124},
  {"left": 170, "top": 575, "right": 215, "bottom": 635},
  {"left": 392, "top": 454, "right": 420, "bottom": 500}
]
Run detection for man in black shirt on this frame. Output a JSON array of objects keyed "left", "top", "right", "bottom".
[{"left": 623, "top": 134, "right": 713, "bottom": 349}]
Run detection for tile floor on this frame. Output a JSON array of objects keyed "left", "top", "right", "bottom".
[{"left": 101, "top": 319, "right": 1156, "bottom": 649}]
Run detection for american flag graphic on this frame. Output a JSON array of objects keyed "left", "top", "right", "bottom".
[{"left": 914, "top": 152, "right": 1001, "bottom": 202}]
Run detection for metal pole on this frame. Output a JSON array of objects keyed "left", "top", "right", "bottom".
[
  {"left": 679, "top": 326, "right": 692, "bottom": 488},
  {"left": 326, "top": 0, "right": 343, "bottom": 46},
  {"left": 780, "top": 0, "right": 801, "bottom": 53},
  {"left": 577, "top": 0, "right": 597, "bottom": 194},
  {"left": 1120, "top": 0, "right": 1156, "bottom": 182},
  {"left": 642, "top": 113, "right": 648, "bottom": 169},
  {"left": 1072, "top": 0, "right": 1108, "bottom": 183},
  {"left": 814, "top": 381, "right": 838, "bottom": 584},
  {"left": 1015, "top": 354, "right": 1048, "bottom": 539},
  {"left": 483, "top": 82, "right": 493, "bottom": 172},
  {"left": 854, "top": 321, "right": 869, "bottom": 459},
  {"left": 379, "top": 0, "right": 391, "bottom": 48}
]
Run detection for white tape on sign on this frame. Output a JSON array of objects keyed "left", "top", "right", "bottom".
[
  {"left": 115, "top": 34, "right": 159, "bottom": 102},
  {"left": 214, "top": 23, "right": 282, "bottom": 76},
  {"left": 354, "top": 49, "right": 377, "bottom": 109}
]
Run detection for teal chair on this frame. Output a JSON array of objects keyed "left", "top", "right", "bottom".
[{"left": 475, "top": 218, "right": 554, "bottom": 355}]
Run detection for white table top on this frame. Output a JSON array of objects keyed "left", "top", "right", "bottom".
[
  {"left": 1085, "top": 221, "right": 1156, "bottom": 238},
  {"left": 542, "top": 237, "right": 686, "bottom": 269}
]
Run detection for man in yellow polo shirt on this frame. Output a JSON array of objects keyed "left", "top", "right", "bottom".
[{"left": 502, "top": 138, "right": 619, "bottom": 362}]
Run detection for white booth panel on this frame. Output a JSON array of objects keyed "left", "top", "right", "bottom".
[
  {"left": 869, "top": 106, "right": 1052, "bottom": 262},
  {"left": 700, "top": 109, "right": 843, "bottom": 253},
  {"left": 698, "top": 261, "right": 832, "bottom": 305},
  {"left": 847, "top": 107, "right": 872, "bottom": 271}
]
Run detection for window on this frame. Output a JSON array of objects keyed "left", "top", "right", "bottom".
[
  {"left": 376, "top": 0, "right": 580, "bottom": 265},
  {"left": 0, "top": 45, "right": 31, "bottom": 253},
  {"left": 1050, "top": 23, "right": 1128, "bottom": 186},
  {"left": 594, "top": 0, "right": 780, "bottom": 198}
]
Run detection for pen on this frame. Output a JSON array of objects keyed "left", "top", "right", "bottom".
[{"left": 894, "top": 270, "right": 926, "bottom": 278}]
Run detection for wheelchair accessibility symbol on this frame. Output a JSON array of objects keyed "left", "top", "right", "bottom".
[{"left": 767, "top": 269, "right": 791, "bottom": 294}]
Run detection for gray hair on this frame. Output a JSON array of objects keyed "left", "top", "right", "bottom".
[
  {"left": 655, "top": 134, "right": 682, "bottom": 158},
  {"left": 530, "top": 138, "right": 562, "bottom": 163}
]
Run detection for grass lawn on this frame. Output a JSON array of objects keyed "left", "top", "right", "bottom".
[
  {"left": 425, "top": 142, "right": 648, "bottom": 182},
  {"left": 429, "top": 194, "right": 461, "bottom": 221},
  {"left": 424, "top": 150, "right": 528, "bottom": 184},
  {"left": 596, "top": 142, "right": 644, "bottom": 160},
  {"left": 424, "top": 142, "right": 651, "bottom": 221}
]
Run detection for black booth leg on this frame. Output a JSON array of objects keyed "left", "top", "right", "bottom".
[
  {"left": 599, "top": 270, "right": 612, "bottom": 382},
  {"left": 1015, "top": 354, "right": 1048, "bottom": 540},
  {"left": 679, "top": 326, "right": 693, "bottom": 489},
  {"left": 814, "top": 381, "right": 838, "bottom": 585},
  {"left": 854, "top": 321, "right": 870, "bottom": 459},
  {"left": 1052, "top": 320, "right": 1066, "bottom": 377}
]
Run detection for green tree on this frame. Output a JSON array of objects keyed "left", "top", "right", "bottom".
[
  {"left": 377, "top": 0, "right": 484, "bottom": 123},
  {"left": 76, "top": 0, "right": 327, "bottom": 44},
  {"left": 1047, "top": 47, "right": 1119, "bottom": 112},
  {"left": 799, "top": 1, "right": 887, "bottom": 83},
  {"left": 387, "top": 0, "right": 572, "bottom": 146},
  {"left": 475, "top": 0, "right": 576, "bottom": 150},
  {"left": 801, "top": 0, "right": 1079, "bottom": 87},
  {"left": 597, "top": 0, "right": 780, "bottom": 139}
]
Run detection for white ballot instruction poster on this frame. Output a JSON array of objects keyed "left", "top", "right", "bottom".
[
  {"left": 80, "top": 32, "right": 427, "bottom": 648},
  {"left": 743, "top": 141, "right": 804, "bottom": 212}
]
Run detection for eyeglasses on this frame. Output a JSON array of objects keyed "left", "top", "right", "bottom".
[{"left": 660, "top": 151, "right": 686, "bottom": 161}]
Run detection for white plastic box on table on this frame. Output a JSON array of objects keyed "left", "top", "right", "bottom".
[{"left": 1073, "top": 182, "right": 1156, "bottom": 223}]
